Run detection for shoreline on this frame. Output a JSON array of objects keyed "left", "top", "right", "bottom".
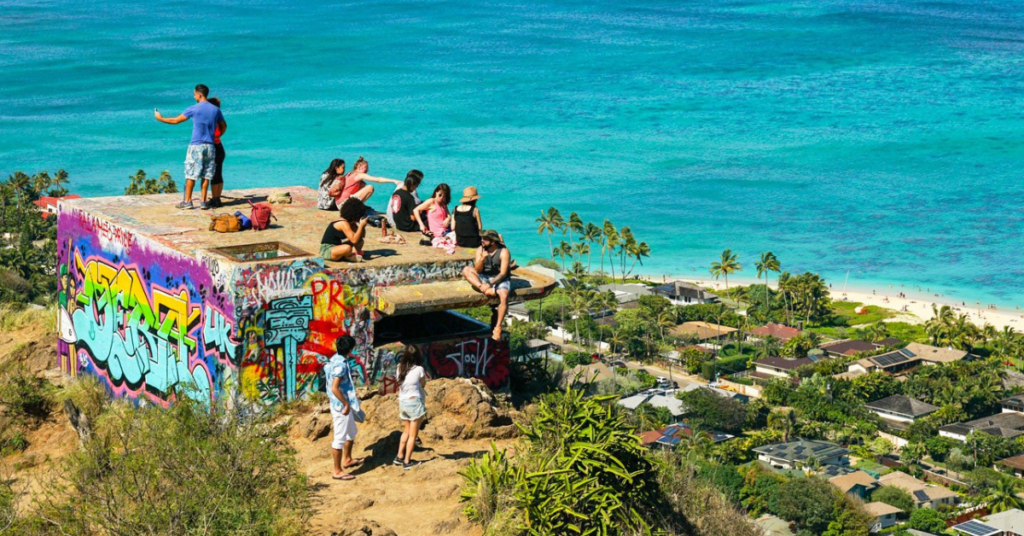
[{"left": 634, "top": 273, "right": 1023, "bottom": 332}]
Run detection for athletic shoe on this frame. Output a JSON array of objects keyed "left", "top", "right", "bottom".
[
  {"left": 176, "top": 201, "right": 194, "bottom": 210},
  {"left": 402, "top": 460, "right": 421, "bottom": 470},
  {"left": 200, "top": 201, "right": 210, "bottom": 210},
  {"left": 393, "top": 457, "right": 403, "bottom": 466}
]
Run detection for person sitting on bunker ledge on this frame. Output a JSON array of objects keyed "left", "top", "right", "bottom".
[
  {"left": 320, "top": 198, "right": 369, "bottom": 262},
  {"left": 462, "top": 229, "right": 511, "bottom": 340}
]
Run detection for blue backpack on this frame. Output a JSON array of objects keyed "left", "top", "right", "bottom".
[{"left": 234, "top": 211, "right": 252, "bottom": 230}]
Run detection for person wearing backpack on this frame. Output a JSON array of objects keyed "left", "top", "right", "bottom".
[{"left": 320, "top": 198, "right": 369, "bottom": 262}]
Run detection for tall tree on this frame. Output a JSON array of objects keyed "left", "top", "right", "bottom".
[
  {"left": 627, "top": 241, "right": 650, "bottom": 276},
  {"left": 755, "top": 251, "right": 780, "bottom": 318},
  {"left": 582, "top": 223, "right": 601, "bottom": 274},
  {"left": 710, "top": 249, "right": 742, "bottom": 295},
  {"left": 602, "top": 221, "right": 620, "bottom": 281},
  {"left": 567, "top": 212, "right": 583, "bottom": 245},
  {"left": 536, "top": 207, "right": 563, "bottom": 267}
]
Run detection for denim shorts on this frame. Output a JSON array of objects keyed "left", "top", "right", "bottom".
[
  {"left": 184, "top": 144, "right": 216, "bottom": 181},
  {"left": 399, "top": 398, "right": 426, "bottom": 421},
  {"left": 480, "top": 274, "right": 511, "bottom": 293}
]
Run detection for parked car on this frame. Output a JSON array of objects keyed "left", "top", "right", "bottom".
[{"left": 609, "top": 361, "right": 627, "bottom": 369}]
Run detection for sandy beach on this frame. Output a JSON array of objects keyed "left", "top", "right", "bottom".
[{"left": 643, "top": 275, "right": 1023, "bottom": 331}]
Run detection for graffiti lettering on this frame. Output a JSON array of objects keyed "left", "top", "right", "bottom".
[
  {"left": 429, "top": 336, "right": 510, "bottom": 389},
  {"left": 203, "top": 305, "right": 239, "bottom": 365}
]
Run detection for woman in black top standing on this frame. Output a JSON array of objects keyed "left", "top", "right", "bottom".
[
  {"left": 320, "top": 198, "right": 369, "bottom": 262},
  {"left": 452, "top": 186, "right": 483, "bottom": 248}
]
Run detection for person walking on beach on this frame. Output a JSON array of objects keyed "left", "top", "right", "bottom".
[
  {"left": 452, "top": 186, "right": 483, "bottom": 248},
  {"left": 463, "top": 229, "right": 512, "bottom": 340},
  {"left": 386, "top": 170, "right": 423, "bottom": 231},
  {"left": 333, "top": 156, "right": 401, "bottom": 206},
  {"left": 394, "top": 345, "right": 428, "bottom": 470},
  {"left": 207, "top": 97, "right": 227, "bottom": 208},
  {"left": 327, "top": 336, "right": 364, "bottom": 481},
  {"left": 154, "top": 84, "right": 226, "bottom": 210}
]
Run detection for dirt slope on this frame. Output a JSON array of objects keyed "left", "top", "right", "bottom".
[{"left": 1, "top": 321, "right": 514, "bottom": 536}]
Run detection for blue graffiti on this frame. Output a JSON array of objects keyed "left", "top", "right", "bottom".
[
  {"left": 263, "top": 295, "right": 313, "bottom": 401},
  {"left": 72, "top": 301, "right": 212, "bottom": 404}
]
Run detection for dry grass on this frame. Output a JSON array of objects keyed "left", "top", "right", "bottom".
[{"left": 0, "top": 306, "right": 56, "bottom": 334}]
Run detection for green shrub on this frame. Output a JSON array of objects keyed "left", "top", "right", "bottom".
[
  {"left": 460, "top": 445, "right": 515, "bottom": 526},
  {"left": 462, "top": 388, "right": 673, "bottom": 535},
  {"left": 0, "top": 367, "right": 54, "bottom": 421},
  {"left": 563, "top": 351, "right": 593, "bottom": 368},
  {"left": 0, "top": 429, "right": 28, "bottom": 455},
  {"left": 43, "top": 396, "right": 310, "bottom": 536}
]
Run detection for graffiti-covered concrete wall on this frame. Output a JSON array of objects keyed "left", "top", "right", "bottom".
[
  {"left": 56, "top": 206, "right": 238, "bottom": 407},
  {"left": 59, "top": 201, "right": 510, "bottom": 408}
]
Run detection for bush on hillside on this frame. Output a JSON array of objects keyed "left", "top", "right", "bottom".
[
  {"left": 35, "top": 396, "right": 310, "bottom": 536},
  {"left": 461, "top": 388, "right": 675, "bottom": 535}
]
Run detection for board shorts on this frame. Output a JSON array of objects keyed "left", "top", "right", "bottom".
[
  {"left": 399, "top": 397, "right": 426, "bottom": 421},
  {"left": 184, "top": 144, "right": 216, "bottom": 182},
  {"left": 480, "top": 274, "right": 511, "bottom": 293},
  {"left": 331, "top": 407, "right": 358, "bottom": 449}
]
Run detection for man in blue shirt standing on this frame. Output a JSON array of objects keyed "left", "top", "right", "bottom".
[{"left": 155, "top": 84, "right": 227, "bottom": 210}]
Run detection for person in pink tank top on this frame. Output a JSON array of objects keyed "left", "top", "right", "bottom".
[
  {"left": 329, "top": 156, "right": 401, "bottom": 206},
  {"left": 414, "top": 184, "right": 452, "bottom": 237}
]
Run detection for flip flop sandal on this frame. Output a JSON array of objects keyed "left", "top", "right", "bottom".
[{"left": 332, "top": 474, "right": 356, "bottom": 481}]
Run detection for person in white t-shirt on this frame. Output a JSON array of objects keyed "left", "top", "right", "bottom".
[{"left": 394, "top": 345, "right": 428, "bottom": 469}]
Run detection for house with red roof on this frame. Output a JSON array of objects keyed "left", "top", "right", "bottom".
[
  {"left": 33, "top": 195, "right": 81, "bottom": 219},
  {"left": 750, "top": 323, "right": 801, "bottom": 342}
]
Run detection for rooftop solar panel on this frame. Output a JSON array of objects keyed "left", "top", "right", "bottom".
[
  {"left": 913, "top": 490, "right": 929, "bottom": 501},
  {"left": 901, "top": 348, "right": 916, "bottom": 357},
  {"left": 952, "top": 519, "right": 999, "bottom": 536},
  {"left": 874, "top": 352, "right": 910, "bottom": 367}
]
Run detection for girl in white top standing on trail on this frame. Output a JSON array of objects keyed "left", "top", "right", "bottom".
[{"left": 394, "top": 345, "right": 428, "bottom": 470}]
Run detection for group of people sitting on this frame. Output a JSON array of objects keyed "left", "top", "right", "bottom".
[{"left": 316, "top": 157, "right": 512, "bottom": 340}]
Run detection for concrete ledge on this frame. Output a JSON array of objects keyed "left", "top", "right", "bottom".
[{"left": 376, "top": 267, "right": 557, "bottom": 316}]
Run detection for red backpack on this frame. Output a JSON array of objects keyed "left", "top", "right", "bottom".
[{"left": 248, "top": 200, "right": 277, "bottom": 231}]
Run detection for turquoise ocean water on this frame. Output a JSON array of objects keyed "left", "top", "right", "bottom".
[{"left": 1, "top": 0, "right": 1021, "bottom": 306}]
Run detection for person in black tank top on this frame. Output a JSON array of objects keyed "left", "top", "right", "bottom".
[
  {"left": 320, "top": 198, "right": 369, "bottom": 262},
  {"left": 453, "top": 186, "right": 483, "bottom": 247},
  {"left": 388, "top": 171, "right": 422, "bottom": 232},
  {"left": 462, "top": 229, "right": 512, "bottom": 340}
]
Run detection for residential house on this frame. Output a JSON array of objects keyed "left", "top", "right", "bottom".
[
  {"left": 33, "top": 194, "right": 80, "bottom": 219},
  {"left": 597, "top": 283, "right": 652, "bottom": 307},
  {"left": 877, "top": 471, "right": 958, "bottom": 509},
  {"left": 752, "top": 356, "right": 817, "bottom": 379},
  {"left": 639, "top": 422, "right": 733, "bottom": 450},
  {"left": 828, "top": 470, "right": 879, "bottom": 500},
  {"left": 678, "top": 382, "right": 748, "bottom": 402},
  {"left": 844, "top": 348, "right": 921, "bottom": 377},
  {"left": 864, "top": 502, "right": 902, "bottom": 532},
  {"left": 617, "top": 389, "right": 686, "bottom": 418},
  {"left": 865, "top": 395, "right": 939, "bottom": 425},
  {"left": 651, "top": 281, "right": 719, "bottom": 306},
  {"left": 750, "top": 323, "right": 801, "bottom": 342},
  {"left": 940, "top": 412, "right": 1024, "bottom": 442},
  {"left": 753, "top": 439, "right": 850, "bottom": 471},
  {"left": 997, "top": 454, "right": 1024, "bottom": 478},
  {"left": 1002, "top": 394, "right": 1024, "bottom": 414},
  {"left": 953, "top": 508, "right": 1024, "bottom": 536},
  {"left": 523, "top": 265, "right": 566, "bottom": 287},
  {"left": 904, "top": 342, "right": 971, "bottom": 366},
  {"left": 821, "top": 338, "right": 900, "bottom": 358},
  {"left": 670, "top": 321, "right": 737, "bottom": 343}
]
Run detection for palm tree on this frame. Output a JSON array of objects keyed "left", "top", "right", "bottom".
[
  {"left": 925, "top": 304, "right": 955, "bottom": 346},
  {"left": 567, "top": 212, "right": 584, "bottom": 245},
  {"left": 986, "top": 476, "right": 1024, "bottom": 513},
  {"left": 32, "top": 171, "right": 51, "bottom": 196},
  {"left": 627, "top": 241, "right": 650, "bottom": 276},
  {"left": 602, "top": 221, "right": 619, "bottom": 281},
  {"left": 558, "top": 241, "right": 572, "bottom": 272},
  {"left": 868, "top": 321, "right": 890, "bottom": 343},
  {"left": 49, "top": 169, "right": 70, "bottom": 197},
  {"left": 608, "top": 329, "right": 626, "bottom": 356},
  {"left": 536, "top": 208, "right": 562, "bottom": 265},
  {"left": 657, "top": 310, "right": 676, "bottom": 341},
  {"left": 573, "top": 242, "right": 589, "bottom": 267},
  {"left": 582, "top": 223, "right": 601, "bottom": 274},
  {"left": 709, "top": 249, "right": 742, "bottom": 295},
  {"left": 755, "top": 251, "right": 780, "bottom": 318},
  {"left": 767, "top": 411, "right": 795, "bottom": 442},
  {"left": 618, "top": 227, "right": 635, "bottom": 278}
]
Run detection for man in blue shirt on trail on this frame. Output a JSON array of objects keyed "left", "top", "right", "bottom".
[{"left": 155, "top": 84, "right": 227, "bottom": 210}]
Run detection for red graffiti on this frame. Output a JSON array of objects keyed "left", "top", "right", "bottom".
[{"left": 311, "top": 279, "right": 346, "bottom": 310}]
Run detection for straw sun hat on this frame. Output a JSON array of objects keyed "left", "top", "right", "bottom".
[{"left": 460, "top": 186, "right": 481, "bottom": 204}]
